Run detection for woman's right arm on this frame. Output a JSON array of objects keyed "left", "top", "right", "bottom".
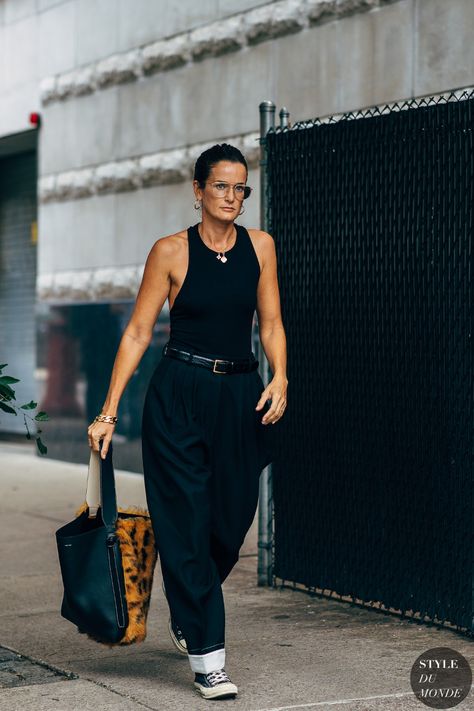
[{"left": 88, "top": 237, "right": 172, "bottom": 458}]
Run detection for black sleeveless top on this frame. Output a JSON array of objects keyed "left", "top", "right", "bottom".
[{"left": 168, "top": 222, "right": 261, "bottom": 359}]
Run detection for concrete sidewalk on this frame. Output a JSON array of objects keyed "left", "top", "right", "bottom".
[{"left": 0, "top": 441, "right": 472, "bottom": 711}]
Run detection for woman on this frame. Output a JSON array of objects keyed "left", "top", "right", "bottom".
[{"left": 87, "top": 143, "right": 288, "bottom": 700}]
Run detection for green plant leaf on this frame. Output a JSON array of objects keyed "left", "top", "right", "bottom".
[
  {"left": 0, "top": 364, "right": 50, "bottom": 451},
  {"left": 0, "top": 384, "right": 16, "bottom": 400},
  {"left": 36, "top": 437, "right": 47, "bottom": 455},
  {"left": 20, "top": 401, "right": 38, "bottom": 410}
]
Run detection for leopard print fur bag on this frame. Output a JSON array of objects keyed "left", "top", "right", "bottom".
[
  {"left": 60, "top": 443, "right": 158, "bottom": 647},
  {"left": 74, "top": 500, "right": 157, "bottom": 646}
]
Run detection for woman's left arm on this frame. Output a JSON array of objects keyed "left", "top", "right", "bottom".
[{"left": 253, "top": 230, "right": 288, "bottom": 425}]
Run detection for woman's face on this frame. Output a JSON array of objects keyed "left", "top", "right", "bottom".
[{"left": 194, "top": 160, "right": 248, "bottom": 222}]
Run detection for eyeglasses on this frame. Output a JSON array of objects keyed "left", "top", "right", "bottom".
[{"left": 206, "top": 181, "right": 253, "bottom": 200}]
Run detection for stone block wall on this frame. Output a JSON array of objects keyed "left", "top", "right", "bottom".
[{"left": 0, "top": 0, "right": 473, "bottom": 303}]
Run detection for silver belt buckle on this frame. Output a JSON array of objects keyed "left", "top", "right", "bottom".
[{"left": 212, "top": 359, "right": 228, "bottom": 374}]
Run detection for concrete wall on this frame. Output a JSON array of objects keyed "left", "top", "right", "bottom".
[
  {"left": 0, "top": 0, "right": 269, "bottom": 136},
  {"left": 1, "top": 0, "right": 474, "bottom": 303}
]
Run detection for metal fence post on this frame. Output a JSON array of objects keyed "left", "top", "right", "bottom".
[
  {"left": 257, "top": 100, "right": 275, "bottom": 586},
  {"left": 279, "top": 106, "right": 290, "bottom": 128}
]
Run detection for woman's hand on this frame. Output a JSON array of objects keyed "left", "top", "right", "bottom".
[
  {"left": 255, "top": 375, "right": 288, "bottom": 425},
  {"left": 87, "top": 420, "right": 116, "bottom": 459}
]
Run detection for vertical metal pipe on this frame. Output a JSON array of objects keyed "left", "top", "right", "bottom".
[
  {"left": 257, "top": 100, "right": 275, "bottom": 587},
  {"left": 279, "top": 106, "right": 290, "bottom": 129},
  {"left": 259, "top": 101, "right": 275, "bottom": 233}
]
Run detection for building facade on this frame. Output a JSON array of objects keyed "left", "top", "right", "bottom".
[{"left": 0, "top": 0, "right": 472, "bottom": 467}]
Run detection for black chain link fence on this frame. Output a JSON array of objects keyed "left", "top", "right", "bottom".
[{"left": 263, "top": 90, "right": 474, "bottom": 636}]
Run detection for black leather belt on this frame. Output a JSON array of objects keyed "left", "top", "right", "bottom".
[{"left": 162, "top": 342, "right": 259, "bottom": 374}]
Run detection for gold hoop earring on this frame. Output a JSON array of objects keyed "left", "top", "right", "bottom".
[
  {"left": 239, "top": 204, "right": 245, "bottom": 215},
  {"left": 194, "top": 199, "right": 201, "bottom": 210}
]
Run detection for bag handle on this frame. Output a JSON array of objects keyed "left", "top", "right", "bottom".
[{"left": 85, "top": 440, "right": 118, "bottom": 527}]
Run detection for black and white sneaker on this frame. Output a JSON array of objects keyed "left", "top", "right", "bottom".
[
  {"left": 162, "top": 579, "right": 187, "bottom": 655},
  {"left": 194, "top": 668, "right": 238, "bottom": 699},
  {"left": 168, "top": 616, "right": 187, "bottom": 654}
]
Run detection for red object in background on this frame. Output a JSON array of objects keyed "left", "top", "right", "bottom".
[{"left": 29, "top": 112, "right": 41, "bottom": 127}]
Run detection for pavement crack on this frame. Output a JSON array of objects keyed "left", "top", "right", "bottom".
[
  {"left": 79, "top": 675, "right": 163, "bottom": 710},
  {"left": 23, "top": 510, "right": 66, "bottom": 523}
]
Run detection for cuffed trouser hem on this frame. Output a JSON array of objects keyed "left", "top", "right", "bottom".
[{"left": 188, "top": 647, "right": 225, "bottom": 673}]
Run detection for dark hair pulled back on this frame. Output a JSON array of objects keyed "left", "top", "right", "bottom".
[{"left": 193, "top": 143, "right": 248, "bottom": 189}]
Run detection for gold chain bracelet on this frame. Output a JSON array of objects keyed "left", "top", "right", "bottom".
[{"left": 93, "top": 414, "right": 118, "bottom": 424}]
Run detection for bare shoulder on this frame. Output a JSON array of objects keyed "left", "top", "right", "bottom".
[
  {"left": 148, "top": 228, "right": 188, "bottom": 262},
  {"left": 247, "top": 228, "right": 276, "bottom": 272},
  {"left": 129, "top": 228, "right": 190, "bottom": 337}
]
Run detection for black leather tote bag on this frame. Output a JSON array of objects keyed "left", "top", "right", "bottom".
[{"left": 55, "top": 440, "right": 129, "bottom": 644}]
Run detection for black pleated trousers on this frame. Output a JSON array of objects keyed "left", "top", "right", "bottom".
[{"left": 141, "top": 344, "right": 273, "bottom": 673}]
